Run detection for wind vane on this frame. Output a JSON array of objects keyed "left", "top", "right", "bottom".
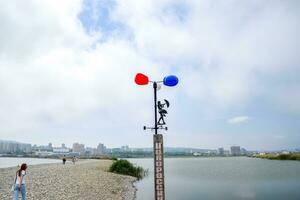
[{"left": 135, "top": 72, "right": 178, "bottom": 200}]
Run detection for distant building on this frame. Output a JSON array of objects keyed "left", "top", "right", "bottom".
[
  {"left": 111, "top": 148, "right": 122, "bottom": 153},
  {"left": 121, "top": 145, "right": 130, "bottom": 152},
  {"left": 32, "top": 143, "right": 53, "bottom": 152},
  {"left": 97, "top": 143, "right": 106, "bottom": 155},
  {"left": 224, "top": 150, "right": 230, "bottom": 156},
  {"left": 53, "top": 147, "right": 70, "bottom": 154},
  {"left": 218, "top": 148, "right": 225, "bottom": 156},
  {"left": 61, "top": 143, "right": 66, "bottom": 148},
  {"left": 230, "top": 146, "right": 241, "bottom": 156},
  {"left": 85, "top": 147, "right": 97, "bottom": 155},
  {"left": 241, "top": 148, "right": 247, "bottom": 155},
  {"left": 35, "top": 151, "right": 54, "bottom": 157},
  {"left": 19, "top": 143, "right": 32, "bottom": 153},
  {"left": 0, "top": 140, "right": 31, "bottom": 154},
  {"left": 73, "top": 143, "right": 85, "bottom": 155}
]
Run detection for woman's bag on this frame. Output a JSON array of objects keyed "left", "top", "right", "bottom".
[
  {"left": 10, "top": 173, "right": 17, "bottom": 192},
  {"left": 10, "top": 184, "right": 15, "bottom": 192}
]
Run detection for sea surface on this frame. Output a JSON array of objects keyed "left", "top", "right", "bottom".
[
  {"left": 0, "top": 157, "right": 60, "bottom": 168},
  {"left": 128, "top": 157, "right": 300, "bottom": 200}
]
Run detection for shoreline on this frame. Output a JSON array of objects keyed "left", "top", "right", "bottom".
[
  {"left": 251, "top": 153, "right": 300, "bottom": 161},
  {"left": 0, "top": 159, "right": 137, "bottom": 200},
  {"left": 0, "top": 157, "right": 61, "bottom": 169}
]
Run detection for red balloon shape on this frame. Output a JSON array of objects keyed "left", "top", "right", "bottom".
[{"left": 135, "top": 73, "right": 149, "bottom": 85}]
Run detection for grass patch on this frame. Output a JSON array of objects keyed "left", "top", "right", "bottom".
[{"left": 109, "top": 159, "right": 146, "bottom": 180}]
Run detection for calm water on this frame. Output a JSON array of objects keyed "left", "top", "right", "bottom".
[
  {"left": 0, "top": 157, "right": 60, "bottom": 168},
  {"left": 128, "top": 157, "right": 300, "bottom": 200}
]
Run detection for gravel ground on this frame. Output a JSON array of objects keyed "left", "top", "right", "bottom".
[{"left": 0, "top": 159, "right": 136, "bottom": 200}]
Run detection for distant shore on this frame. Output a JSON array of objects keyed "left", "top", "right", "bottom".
[
  {"left": 0, "top": 159, "right": 136, "bottom": 200},
  {"left": 251, "top": 153, "right": 300, "bottom": 161}
]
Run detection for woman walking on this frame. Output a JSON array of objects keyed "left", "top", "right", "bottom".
[{"left": 13, "top": 163, "right": 27, "bottom": 200}]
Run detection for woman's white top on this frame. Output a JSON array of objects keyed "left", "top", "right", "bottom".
[{"left": 15, "top": 170, "right": 26, "bottom": 185}]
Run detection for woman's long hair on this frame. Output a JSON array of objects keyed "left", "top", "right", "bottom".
[{"left": 17, "top": 163, "right": 27, "bottom": 177}]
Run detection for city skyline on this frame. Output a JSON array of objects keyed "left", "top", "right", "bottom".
[
  {"left": 0, "top": 139, "right": 248, "bottom": 155},
  {"left": 0, "top": 139, "right": 298, "bottom": 152},
  {"left": 0, "top": 1, "right": 299, "bottom": 150}
]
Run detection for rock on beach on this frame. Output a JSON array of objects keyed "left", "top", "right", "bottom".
[{"left": 0, "top": 159, "right": 136, "bottom": 200}]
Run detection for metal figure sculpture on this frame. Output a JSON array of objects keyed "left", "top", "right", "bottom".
[{"left": 157, "top": 99, "right": 170, "bottom": 125}]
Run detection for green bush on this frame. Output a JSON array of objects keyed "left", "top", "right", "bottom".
[
  {"left": 290, "top": 156, "right": 297, "bottom": 160},
  {"left": 109, "top": 159, "right": 146, "bottom": 180},
  {"left": 278, "top": 154, "right": 289, "bottom": 160},
  {"left": 110, "top": 156, "right": 118, "bottom": 161},
  {"left": 254, "top": 153, "right": 300, "bottom": 161}
]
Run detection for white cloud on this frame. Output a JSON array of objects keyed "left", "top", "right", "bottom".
[
  {"left": 0, "top": 0, "right": 299, "bottom": 148},
  {"left": 112, "top": 0, "right": 300, "bottom": 109},
  {"left": 0, "top": 0, "right": 161, "bottom": 142},
  {"left": 228, "top": 116, "right": 250, "bottom": 124}
]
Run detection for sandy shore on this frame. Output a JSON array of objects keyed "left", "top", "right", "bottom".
[{"left": 0, "top": 159, "right": 136, "bottom": 200}]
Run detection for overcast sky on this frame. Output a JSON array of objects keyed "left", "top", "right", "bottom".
[{"left": 0, "top": 0, "right": 299, "bottom": 150}]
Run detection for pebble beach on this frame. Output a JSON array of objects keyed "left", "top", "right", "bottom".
[{"left": 0, "top": 159, "right": 136, "bottom": 200}]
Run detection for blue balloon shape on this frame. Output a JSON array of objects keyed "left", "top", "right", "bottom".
[{"left": 163, "top": 75, "right": 178, "bottom": 87}]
